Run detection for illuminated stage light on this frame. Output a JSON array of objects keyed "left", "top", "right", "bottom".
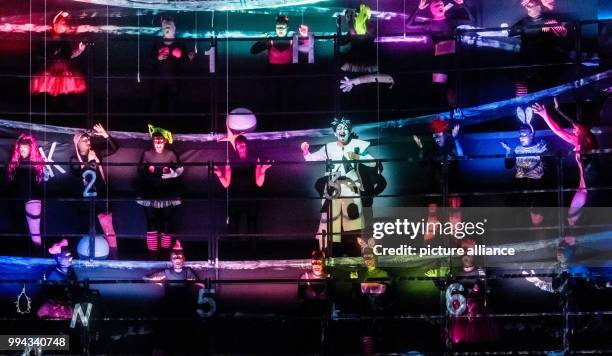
[
  {"left": 72, "top": 0, "right": 325, "bottom": 11},
  {"left": 374, "top": 35, "right": 428, "bottom": 44}
]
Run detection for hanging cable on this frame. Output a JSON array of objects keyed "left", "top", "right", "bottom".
[
  {"left": 194, "top": 11, "right": 198, "bottom": 54},
  {"left": 137, "top": 12, "right": 141, "bottom": 83}
]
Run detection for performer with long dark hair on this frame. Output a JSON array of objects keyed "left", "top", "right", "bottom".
[
  {"left": 137, "top": 125, "right": 184, "bottom": 259},
  {"left": 5, "top": 134, "right": 48, "bottom": 251},
  {"left": 532, "top": 101, "right": 598, "bottom": 225}
]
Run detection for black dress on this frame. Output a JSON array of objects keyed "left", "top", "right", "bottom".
[
  {"left": 228, "top": 160, "right": 259, "bottom": 235},
  {"left": 137, "top": 149, "right": 183, "bottom": 207},
  {"left": 70, "top": 135, "right": 119, "bottom": 210},
  {"left": 6, "top": 161, "right": 44, "bottom": 201},
  {"left": 151, "top": 39, "right": 189, "bottom": 113}
]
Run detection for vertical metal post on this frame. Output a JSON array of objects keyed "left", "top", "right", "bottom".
[
  {"left": 88, "top": 195, "right": 96, "bottom": 262},
  {"left": 87, "top": 41, "right": 94, "bottom": 128},
  {"left": 210, "top": 36, "right": 218, "bottom": 134},
  {"left": 333, "top": 15, "right": 342, "bottom": 119}
]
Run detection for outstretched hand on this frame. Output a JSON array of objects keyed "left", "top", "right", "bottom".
[
  {"left": 340, "top": 76, "right": 355, "bottom": 93},
  {"left": 500, "top": 140, "right": 511, "bottom": 153},
  {"left": 92, "top": 123, "right": 109, "bottom": 138},
  {"left": 257, "top": 158, "right": 273, "bottom": 171},
  {"left": 161, "top": 168, "right": 178, "bottom": 179},
  {"left": 301, "top": 142, "right": 310, "bottom": 156},
  {"left": 531, "top": 103, "right": 547, "bottom": 117},
  {"left": 419, "top": 0, "right": 430, "bottom": 10},
  {"left": 412, "top": 135, "right": 423, "bottom": 149},
  {"left": 452, "top": 124, "right": 461, "bottom": 138}
]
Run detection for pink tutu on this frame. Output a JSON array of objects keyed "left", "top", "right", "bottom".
[{"left": 30, "top": 59, "right": 87, "bottom": 96}]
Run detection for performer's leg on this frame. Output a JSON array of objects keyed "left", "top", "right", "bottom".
[
  {"left": 97, "top": 212, "right": 118, "bottom": 256},
  {"left": 25, "top": 200, "right": 42, "bottom": 255},
  {"left": 144, "top": 207, "right": 159, "bottom": 257},
  {"left": 160, "top": 206, "right": 173, "bottom": 249}
]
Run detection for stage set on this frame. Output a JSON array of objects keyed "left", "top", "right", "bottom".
[{"left": 0, "top": 0, "right": 611, "bottom": 354}]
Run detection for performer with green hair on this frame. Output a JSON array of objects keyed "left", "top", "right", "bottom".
[{"left": 137, "top": 124, "right": 184, "bottom": 259}]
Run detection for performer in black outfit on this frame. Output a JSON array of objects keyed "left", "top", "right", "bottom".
[
  {"left": 137, "top": 125, "right": 184, "bottom": 259},
  {"left": 509, "top": 0, "right": 567, "bottom": 95},
  {"left": 30, "top": 11, "right": 87, "bottom": 98},
  {"left": 298, "top": 250, "right": 332, "bottom": 315},
  {"left": 214, "top": 135, "right": 272, "bottom": 250},
  {"left": 414, "top": 118, "right": 464, "bottom": 201},
  {"left": 71, "top": 123, "right": 119, "bottom": 257},
  {"left": 5, "top": 134, "right": 48, "bottom": 251},
  {"left": 250, "top": 15, "right": 293, "bottom": 65},
  {"left": 406, "top": 0, "right": 473, "bottom": 108},
  {"left": 151, "top": 15, "right": 194, "bottom": 115},
  {"left": 37, "top": 239, "right": 77, "bottom": 320}
]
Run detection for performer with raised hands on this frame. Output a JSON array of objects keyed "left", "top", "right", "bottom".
[
  {"left": 301, "top": 117, "right": 377, "bottom": 256},
  {"left": 406, "top": 0, "right": 474, "bottom": 109},
  {"left": 531, "top": 101, "right": 598, "bottom": 225},
  {"left": 71, "top": 123, "right": 119, "bottom": 258}
]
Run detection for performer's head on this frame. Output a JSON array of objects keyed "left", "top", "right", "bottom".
[
  {"left": 148, "top": 124, "right": 173, "bottom": 153},
  {"left": 519, "top": 125, "right": 535, "bottom": 147},
  {"left": 74, "top": 131, "right": 91, "bottom": 156},
  {"left": 235, "top": 135, "right": 248, "bottom": 159},
  {"left": 353, "top": 4, "right": 371, "bottom": 35},
  {"left": 310, "top": 250, "right": 326, "bottom": 276},
  {"left": 161, "top": 15, "right": 176, "bottom": 39},
  {"left": 152, "top": 133, "right": 167, "bottom": 154},
  {"left": 275, "top": 15, "right": 289, "bottom": 37},
  {"left": 430, "top": 118, "right": 450, "bottom": 147},
  {"left": 429, "top": 0, "right": 447, "bottom": 20},
  {"left": 8, "top": 134, "right": 45, "bottom": 183},
  {"left": 362, "top": 247, "right": 377, "bottom": 271},
  {"left": 170, "top": 240, "right": 185, "bottom": 271},
  {"left": 522, "top": 0, "right": 544, "bottom": 18},
  {"left": 49, "top": 239, "right": 73, "bottom": 272},
  {"left": 52, "top": 11, "right": 69, "bottom": 36},
  {"left": 331, "top": 117, "right": 355, "bottom": 145}
]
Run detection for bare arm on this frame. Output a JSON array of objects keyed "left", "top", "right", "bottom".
[
  {"left": 532, "top": 103, "right": 577, "bottom": 146},
  {"left": 214, "top": 164, "right": 231, "bottom": 188}
]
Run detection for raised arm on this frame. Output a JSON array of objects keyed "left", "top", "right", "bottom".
[
  {"left": 255, "top": 158, "right": 273, "bottom": 187},
  {"left": 406, "top": 0, "right": 429, "bottom": 27},
  {"left": 532, "top": 103, "right": 577, "bottom": 146},
  {"left": 214, "top": 164, "right": 231, "bottom": 188},
  {"left": 452, "top": 124, "right": 464, "bottom": 157},
  {"left": 301, "top": 142, "right": 328, "bottom": 162}
]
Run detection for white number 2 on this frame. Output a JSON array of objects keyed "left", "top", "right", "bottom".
[{"left": 82, "top": 170, "right": 97, "bottom": 197}]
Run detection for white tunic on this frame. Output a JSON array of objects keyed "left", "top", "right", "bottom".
[{"left": 304, "top": 139, "right": 375, "bottom": 243}]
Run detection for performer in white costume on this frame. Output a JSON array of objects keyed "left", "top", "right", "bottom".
[{"left": 301, "top": 118, "right": 376, "bottom": 256}]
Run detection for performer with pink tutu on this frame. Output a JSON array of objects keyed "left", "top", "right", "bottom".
[{"left": 30, "top": 11, "right": 87, "bottom": 97}]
